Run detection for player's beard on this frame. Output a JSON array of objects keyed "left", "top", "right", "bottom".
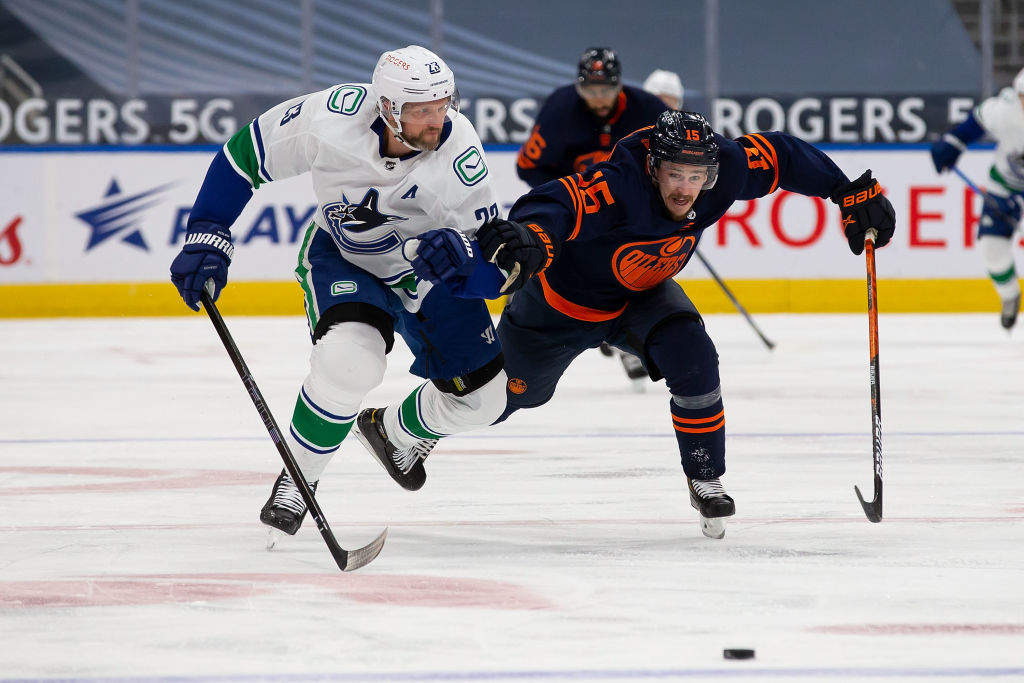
[
  {"left": 586, "top": 101, "right": 614, "bottom": 119},
  {"left": 402, "top": 125, "right": 443, "bottom": 151},
  {"left": 662, "top": 190, "right": 695, "bottom": 221}
]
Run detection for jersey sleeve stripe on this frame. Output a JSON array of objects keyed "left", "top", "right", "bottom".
[
  {"left": 224, "top": 122, "right": 264, "bottom": 189},
  {"left": 609, "top": 124, "right": 653, "bottom": 160},
  {"left": 251, "top": 117, "right": 274, "bottom": 184},
  {"left": 746, "top": 133, "right": 780, "bottom": 193},
  {"left": 537, "top": 272, "right": 626, "bottom": 322},
  {"left": 558, "top": 175, "right": 585, "bottom": 241}
]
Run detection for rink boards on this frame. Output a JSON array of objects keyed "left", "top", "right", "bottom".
[{"left": 0, "top": 146, "right": 1019, "bottom": 317}]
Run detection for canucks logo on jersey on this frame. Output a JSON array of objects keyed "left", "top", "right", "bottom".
[{"left": 323, "top": 188, "right": 407, "bottom": 255}]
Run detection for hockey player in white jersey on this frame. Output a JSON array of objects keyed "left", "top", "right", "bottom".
[
  {"left": 931, "top": 66, "right": 1024, "bottom": 329},
  {"left": 171, "top": 45, "right": 508, "bottom": 542}
]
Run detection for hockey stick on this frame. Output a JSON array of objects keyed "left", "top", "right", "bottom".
[
  {"left": 854, "top": 229, "right": 883, "bottom": 523},
  {"left": 692, "top": 248, "right": 776, "bottom": 350},
  {"left": 199, "top": 283, "right": 387, "bottom": 571},
  {"left": 952, "top": 166, "right": 1016, "bottom": 224}
]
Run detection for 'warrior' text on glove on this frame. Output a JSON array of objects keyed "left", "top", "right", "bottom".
[{"left": 170, "top": 221, "right": 234, "bottom": 311}]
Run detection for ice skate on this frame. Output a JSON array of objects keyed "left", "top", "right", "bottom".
[
  {"left": 260, "top": 469, "right": 317, "bottom": 548},
  {"left": 1000, "top": 293, "right": 1020, "bottom": 330},
  {"left": 618, "top": 351, "right": 648, "bottom": 393},
  {"left": 354, "top": 407, "right": 435, "bottom": 491},
  {"left": 688, "top": 477, "right": 735, "bottom": 539}
]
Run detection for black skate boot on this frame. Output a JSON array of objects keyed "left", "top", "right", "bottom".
[
  {"left": 354, "top": 408, "right": 435, "bottom": 491},
  {"left": 260, "top": 468, "right": 317, "bottom": 537},
  {"left": 1001, "top": 293, "right": 1020, "bottom": 330},
  {"left": 687, "top": 477, "right": 735, "bottom": 539},
  {"left": 618, "top": 351, "right": 648, "bottom": 393}
]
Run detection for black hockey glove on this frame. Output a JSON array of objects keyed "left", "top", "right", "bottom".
[
  {"left": 476, "top": 218, "right": 556, "bottom": 294},
  {"left": 830, "top": 170, "right": 896, "bottom": 255}
]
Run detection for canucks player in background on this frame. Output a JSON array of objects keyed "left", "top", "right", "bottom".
[
  {"left": 407, "top": 111, "right": 896, "bottom": 539},
  {"left": 643, "top": 69, "right": 684, "bottom": 109},
  {"left": 170, "top": 46, "right": 508, "bottom": 544},
  {"left": 931, "top": 67, "right": 1024, "bottom": 329}
]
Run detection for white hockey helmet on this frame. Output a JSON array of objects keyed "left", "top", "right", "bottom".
[
  {"left": 372, "top": 45, "right": 458, "bottom": 144},
  {"left": 1014, "top": 66, "right": 1024, "bottom": 94},
  {"left": 643, "top": 69, "right": 684, "bottom": 108}
]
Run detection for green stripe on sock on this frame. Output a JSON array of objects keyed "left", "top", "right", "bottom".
[
  {"left": 399, "top": 386, "right": 444, "bottom": 439},
  {"left": 225, "top": 124, "right": 264, "bottom": 189},
  {"left": 990, "top": 265, "right": 1017, "bottom": 285},
  {"left": 291, "top": 395, "right": 353, "bottom": 450}
]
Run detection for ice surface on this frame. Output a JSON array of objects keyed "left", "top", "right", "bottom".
[{"left": 1, "top": 313, "right": 1022, "bottom": 682}]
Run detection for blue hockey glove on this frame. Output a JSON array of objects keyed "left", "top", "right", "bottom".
[
  {"left": 476, "top": 218, "right": 555, "bottom": 294},
  {"left": 170, "top": 221, "right": 234, "bottom": 311},
  {"left": 830, "top": 170, "right": 896, "bottom": 255},
  {"left": 930, "top": 134, "right": 966, "bottom": 173},
  {"left": 408, "top": 228, "right": 477, "bottom": 284}
]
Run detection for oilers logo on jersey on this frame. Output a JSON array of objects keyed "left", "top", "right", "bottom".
[{"left": 323, "top": 188, "right": 407, "bottom": 255}]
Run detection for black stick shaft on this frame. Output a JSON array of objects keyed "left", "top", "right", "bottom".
[
  {"left": 199, "top": 288, "right": 386, "bottom": 570},
  {"left": 693, "top": 249, "right": 775, "bottom": 350}
]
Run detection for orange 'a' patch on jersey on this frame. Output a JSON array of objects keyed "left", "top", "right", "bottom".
[{"left": 612, "top": 234, "right": 696, "bottom": 291}]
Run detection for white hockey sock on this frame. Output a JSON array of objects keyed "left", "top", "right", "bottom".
[
  {"left": 382, "top": 370, "right": 507, "bottom": 451},
  {"left": 289, "top": 322, "right": 387, "bottom": 481},
  {"left": 978, "top": 235, "right": 1020, "bottom": 301}
]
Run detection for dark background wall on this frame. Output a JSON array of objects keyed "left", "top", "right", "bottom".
[{"left": 0, "top": 0, "right": 1011, "bottom": 145}]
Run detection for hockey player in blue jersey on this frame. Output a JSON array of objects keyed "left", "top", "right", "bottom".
[
  {"left": 516, "top": 47, "right": 668, "bottom": 188},
  {"left": 405, "top": 111, "right": 896, "bottom": 539}
]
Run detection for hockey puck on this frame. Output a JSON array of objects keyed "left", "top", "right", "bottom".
[{"left": 723, "top": 648, "right": 755, "bottom": 660}]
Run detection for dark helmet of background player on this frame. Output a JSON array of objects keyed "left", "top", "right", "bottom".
[
  {"left": 648, "top": 110, "right": 720, "bottom": 190},
  {"left": 577, "top": 47, "right": 621, "bottom": 86}
]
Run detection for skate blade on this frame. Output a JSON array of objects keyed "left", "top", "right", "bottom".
[
  {"left": 699, "top": 515, "right": 727, "bottom": 540},
  {"left": 351, "top": 425, "right": 389, "bottom": 475},
  {"left": 266, "top": 527, "right": 285, "bottom": 550}
]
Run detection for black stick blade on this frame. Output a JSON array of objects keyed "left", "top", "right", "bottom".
[
  {"left": 339, "top": 527, "right": 389, "bottom": 572},
  {"left": 854, "top": 478, "right": 883, "bottom": 523}
]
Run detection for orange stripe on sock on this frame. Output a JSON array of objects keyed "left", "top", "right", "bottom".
[
  {"left": 673, "top": 418, "right": 725, "bottom": 434},
  {"left": 672, "top": 409, "right": 724, "bottom": 425}
]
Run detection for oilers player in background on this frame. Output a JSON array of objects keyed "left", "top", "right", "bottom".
[
  {"left": 170, "top": 46, "right": 508, "bottom": 544},
  {"left": 930, "top": 66, "right": 1024, "bottom": 329},
  {"left": 516, "top": 47, "right": 668, "bottom": 188},
  {"left": 518, "top": 47, "right": 668, "bottom": 390},
  {"left": 406, "top": 111, "right": 896, "bottom": 539}
]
